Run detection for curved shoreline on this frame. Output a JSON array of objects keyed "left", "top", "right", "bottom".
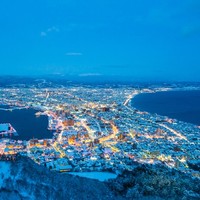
[
  {"left": 0, "top": 107, "right": 53, "bottom": 140},
  {"left": 130, "top": 88, "right": 200, "bottom": 125}
]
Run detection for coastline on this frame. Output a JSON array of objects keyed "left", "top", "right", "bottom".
[
  {"left": 129, "top": 87, "right": 200, "bottom": 126},
  {"left": 1, "top": 85, "right": 200, "bottom": 178},
  {"left": 0, "top": 107, "right": 53, "bottom": 140}
]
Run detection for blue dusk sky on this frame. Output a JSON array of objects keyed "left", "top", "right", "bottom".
[{"left": 0, "top": 0, "right": 200, "bottom": 81}]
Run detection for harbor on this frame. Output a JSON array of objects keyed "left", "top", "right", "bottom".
[
  {"left": 0, "top": 107, "right": 53, "bottom": 140},
  {"left": 0, "top": 85, "right": 199, "bottom": 179}
]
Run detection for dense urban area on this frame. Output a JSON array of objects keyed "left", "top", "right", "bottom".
[{"left": 0, "top": 80, "right": 200, "bottom": 180}]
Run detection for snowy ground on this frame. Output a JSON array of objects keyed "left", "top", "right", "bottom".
[
  {"left": 68, "top": 172, "right": 117, "bottom": 182},
  {"left": 0, "top": 161, "right": 11, "bottom": 188}
]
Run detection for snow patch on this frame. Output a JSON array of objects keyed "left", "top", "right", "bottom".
[
  {"left": 68, "top": 172, "right": 117, "bottom": 182},
  {"left": 0, "top": 161, "right": 11, "bottom": 188}
]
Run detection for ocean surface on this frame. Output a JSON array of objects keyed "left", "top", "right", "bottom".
[
  {"left": 0, "top": 107, "right": 53, "bottom": 140},
  {"left": 132, "top": 90, "right": 200, "bottom": 126}
]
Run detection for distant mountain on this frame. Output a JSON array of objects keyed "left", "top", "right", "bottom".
[{"left": 0, "top": 75, "right": 200, "bottom": 88}]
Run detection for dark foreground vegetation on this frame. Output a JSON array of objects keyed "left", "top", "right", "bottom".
[{"left": 0, "top": 156, "right": 199, "bottom": 200}]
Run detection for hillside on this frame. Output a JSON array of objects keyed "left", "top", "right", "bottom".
[
  {"left": 0, "top": 156, "right": 122, "bottom": 200},
  {"left": 0, "top": 156, "right": 200, "bottom": 200}
]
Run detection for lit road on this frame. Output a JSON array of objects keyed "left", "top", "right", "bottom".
[
  {"left": 52, "top": 142, "right": 66, "bottom": 158},
  {"left": 159, "top": 123, "right": 188, "bottom": 141},
  {"left": 123, "top": 91, "right": 139, "bottom": 106},
  {"left": 81, "top": 120, "right": 96, "bottom": 140},
  {"left": 99, "top": 121, "right": 119, "bottom": 143}
]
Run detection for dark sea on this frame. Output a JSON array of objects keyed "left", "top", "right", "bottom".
[
  {"left": 132, "top": 90, "right": 200, "bottom": 126},
  {"left": 0, "top": 107, "right": 53, "bottom": 140}
]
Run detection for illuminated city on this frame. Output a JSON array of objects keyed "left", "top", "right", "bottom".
[
  {"left": 0, "top": 0, "right": 200, "bottom": 199},
  {"left": 0, "top": 83, "right": 199, "bottom": 179}
]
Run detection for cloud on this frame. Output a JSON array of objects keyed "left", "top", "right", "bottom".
[
  {"left": 78, "top": 73, "right": 102, "bottom": 77},
  {"left": 47, "top": 26, "right": 60, "bottom": 32},
  {"left": 40, "top": 26, "right": 60, "bottom": 37},
  {"left": 66, "top": 52, "right": 83, "bottom": 56},
  {"left": 40, "top": 31, "right": 47, "bottom": 37}
]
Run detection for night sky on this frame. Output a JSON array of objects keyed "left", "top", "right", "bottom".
[{"left": 0, "top": 0, "right": 200, "bottom": 81}]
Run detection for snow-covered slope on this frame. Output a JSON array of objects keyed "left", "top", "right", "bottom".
[
  {"left": 0, "top": 156, "right": 121, "bottom": 200},
  {"left": 0, "top": 161, "right": 11, "bottom": 188},
  {"left": 1, "top": 156, "right": 200, "bottom": 200}
]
